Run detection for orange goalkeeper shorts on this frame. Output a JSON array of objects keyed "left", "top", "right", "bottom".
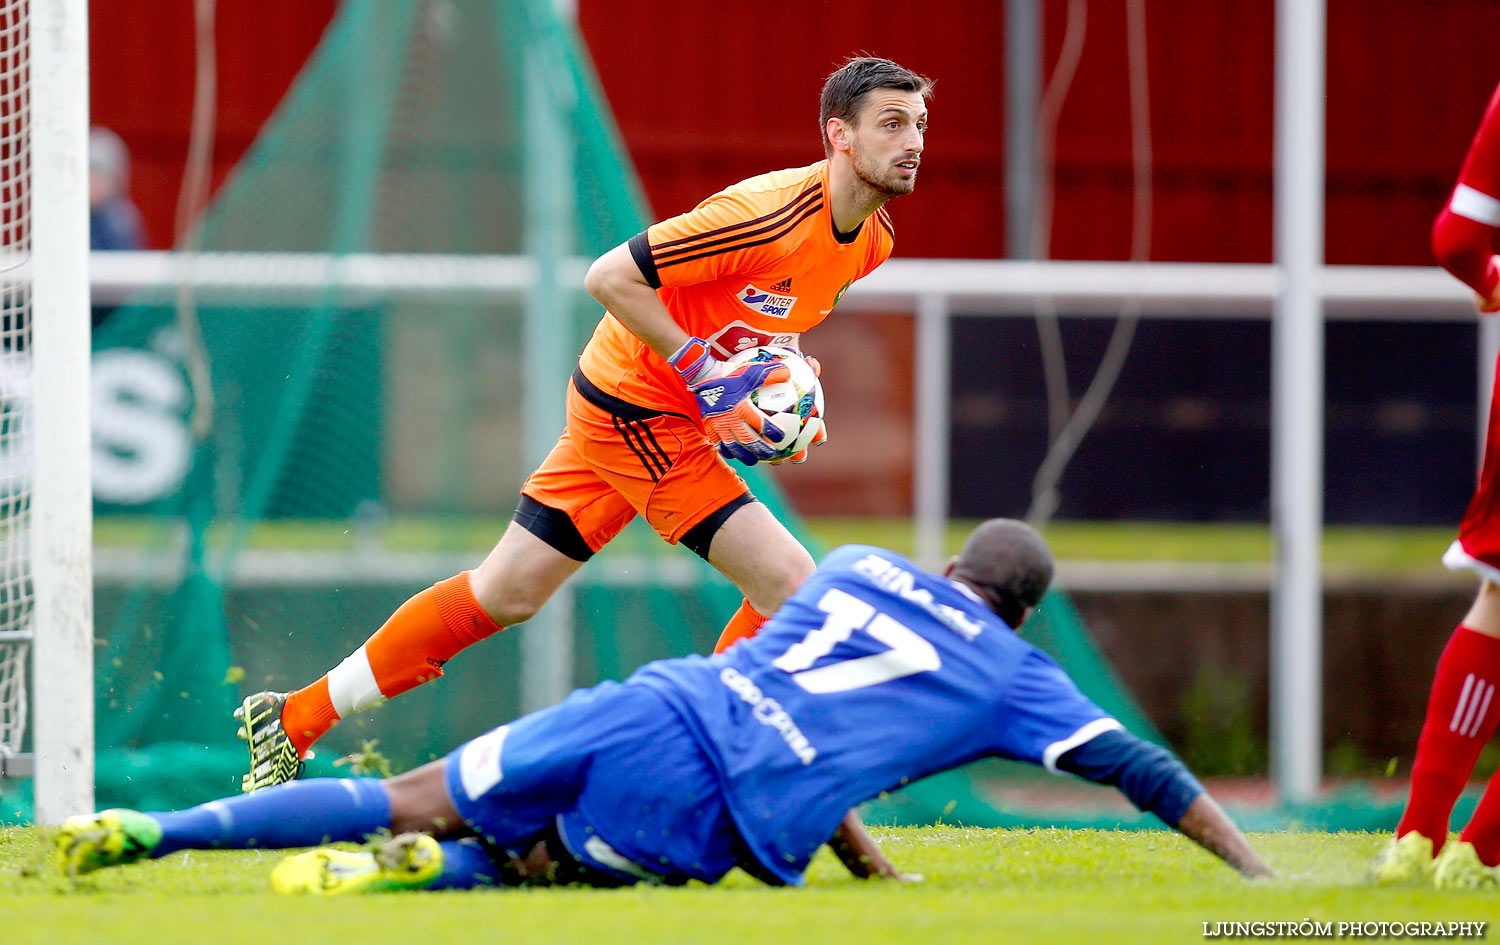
[{"left": 520, "top": 367, "right": 751, "bottom": 555}]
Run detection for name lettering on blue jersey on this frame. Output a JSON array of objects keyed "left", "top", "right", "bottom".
[
  {"left": 720, "top": 667, "right": 818, "bottom": 765},
  {"left": 852, "top": 553, "right": 986, "bottom": 641}
]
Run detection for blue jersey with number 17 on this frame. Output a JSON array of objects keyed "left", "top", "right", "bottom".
[{"left": 629, "top": 544, "right": 1121, "bottom": 885}]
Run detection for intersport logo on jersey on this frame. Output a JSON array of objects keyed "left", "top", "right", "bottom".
[{"left": 736, "top": 283, "right": 797, "bottom": 319}]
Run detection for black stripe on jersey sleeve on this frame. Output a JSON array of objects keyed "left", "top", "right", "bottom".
[
  {"left": 875, "top": 209, "right": 895, "bottom": 240},
  {"left": 650, "top": 181, "right": 820, "bottom": 254},
  {"left": 653, "top": 188, "right": 822, "bottom": 263},
  {"left": 628, "top": 231, "right": 662, "bottom": 289},
  {"left": 655, "top": 200, "right": 823, "bottom": 271},
  {"left": 657, "top": 199, "right": 822, "bottom": 271}
]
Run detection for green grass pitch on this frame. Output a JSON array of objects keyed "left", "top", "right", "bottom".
[{"left": 2, "top": 825, "right": 1492, "bottom": 945}]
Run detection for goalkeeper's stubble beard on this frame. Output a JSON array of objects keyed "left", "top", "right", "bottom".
[{"left": 850, "top": 135, "right": 918, "bottom": 200}]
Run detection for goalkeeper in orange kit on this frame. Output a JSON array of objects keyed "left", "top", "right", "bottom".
[{"left": 236, "top": 54, "right": 932, "bottom": 838}]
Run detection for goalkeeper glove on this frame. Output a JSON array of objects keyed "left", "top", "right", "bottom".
[
  {"left": 720, "top": 413, "right": 828, "bottom": 467},
  {"left": 721, "top": 349, "right": 827, "bottom": 466},
  {"left": 718, "top": 441, "right": 768, "bottom": 466},
  {"left": 669, "top": 338, "right": 793, "bottom": 460}
]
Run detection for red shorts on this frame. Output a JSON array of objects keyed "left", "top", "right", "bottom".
[
  {"left": 520, "top": 369, "right": 750, "bottom": 554},
  {"left": 1450, "top": 348, "right": 1500, "bottom": 582}
]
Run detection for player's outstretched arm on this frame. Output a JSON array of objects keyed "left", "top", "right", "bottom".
[
  {"left": 829, "top": 809, "right": 919, "bottom": 882},
  {"left": 1055, "top": 728, "right": 1275, "bottom": 878},
  {"left": 1173, "top": 793, "right": 1274, "bottom": 878}
]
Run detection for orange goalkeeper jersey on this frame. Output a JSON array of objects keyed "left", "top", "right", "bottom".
[{"left": 576, "top": 160, "right": 895, "bottom": 418}]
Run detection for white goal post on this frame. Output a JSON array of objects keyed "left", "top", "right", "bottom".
[{"left": 8, "top": 0, "right": 95, "bottom": 823}]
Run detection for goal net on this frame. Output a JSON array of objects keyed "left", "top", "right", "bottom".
[{"left": 0, "top": 2, "right": 28, "bottom": 770}]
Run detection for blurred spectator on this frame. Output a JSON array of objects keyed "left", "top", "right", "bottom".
[
  {"left": 89, "top": 126, "right": 145, "bottom": 252},
  {"left": 89, "top": 126, "right": 146, "bottom": 331}
]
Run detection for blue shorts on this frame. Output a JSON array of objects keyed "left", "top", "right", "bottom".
[{"left": 444, "top": 680, "right": 741, "bottom": 885}]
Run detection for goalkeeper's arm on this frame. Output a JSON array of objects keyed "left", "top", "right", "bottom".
[
  {"left": 1055, "top": 730, "right": 1274, "bottom": 878},
  {"left": 585, "top": 242, "right": 790, "bottom": 460},
  {"left": 584, "top": 242, "right": 691, "bottom": 359}
]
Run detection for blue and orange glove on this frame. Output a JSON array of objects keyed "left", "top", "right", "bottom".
[
  {"left": 717, "top": 349, "right": 827, "bottom": 466},
  {"left": 725, "top": 419, "right": 828, "bottom": 466},
  {"left": 669, "top": 337, "right": 792, "bottom": 464}
]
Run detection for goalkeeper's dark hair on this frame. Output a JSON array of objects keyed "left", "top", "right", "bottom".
[
  {"left": 819, "top": 56, "right": 933, "bottom": 157},
  {"left": 949, "top": 519, "right": 1054, "bottom": 628}
]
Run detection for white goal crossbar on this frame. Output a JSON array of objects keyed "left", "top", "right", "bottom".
[{"left": 82, "top": 252, "right": 1474, "bottom": 315}]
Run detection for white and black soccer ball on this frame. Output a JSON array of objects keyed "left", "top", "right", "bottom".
[{"left": 720, "top": 345, "right": 825, "bottom": 462}]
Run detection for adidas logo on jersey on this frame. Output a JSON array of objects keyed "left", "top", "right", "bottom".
[
  {"left": 699, "top": 386, "right": 725, "bottom": 407},
  {"left": 769, "top": 278, "right": 793, "bottom": 293}
]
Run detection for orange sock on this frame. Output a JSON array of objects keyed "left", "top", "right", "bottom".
[
  {"left": 280, "top": 678, "right": 339, "bottom": 756},
  {"left": 280, "top": 572, "right": 505, "bottom": 754},
  {"left": 713, "top": 599, "right": 768, "bottom": 654}
]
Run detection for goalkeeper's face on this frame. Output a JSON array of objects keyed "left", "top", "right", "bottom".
[{"left": 848, "top": 89, "right": 927, "bottom": 197}]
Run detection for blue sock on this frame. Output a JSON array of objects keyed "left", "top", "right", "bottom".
[
  {"left": 427, "top": 838, "right": 503, "bottom": 890},
  {"left": 148, "top": 778, "right": 392, "bottom": 857}
]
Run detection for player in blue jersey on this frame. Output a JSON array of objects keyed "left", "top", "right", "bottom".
[{"left": 56, "top": 519, "right": 1272, "bottom": 890}]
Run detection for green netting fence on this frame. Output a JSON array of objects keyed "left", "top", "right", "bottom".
[{"left": 4, "top": 0, "right": 1372, "bottom": 832}]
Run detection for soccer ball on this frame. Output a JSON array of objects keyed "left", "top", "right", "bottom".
[{"left": 720, "top": 345, "right": 825, "bottom": 462}]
